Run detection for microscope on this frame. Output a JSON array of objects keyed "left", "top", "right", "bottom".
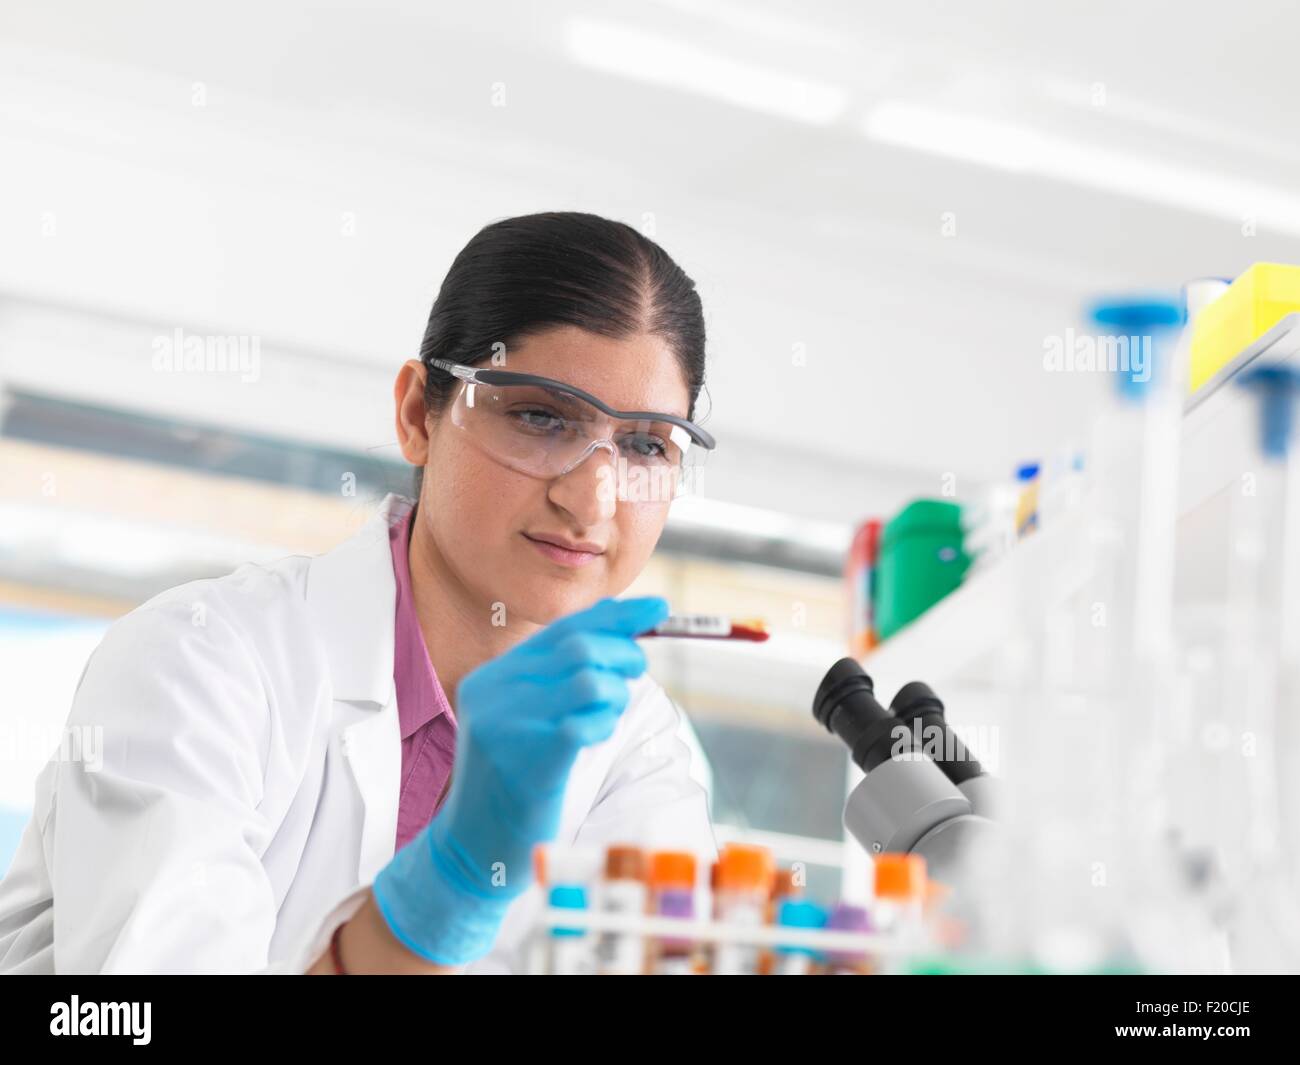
[{"left": 813, "top": 658, "right": 999, "bottom": 884}]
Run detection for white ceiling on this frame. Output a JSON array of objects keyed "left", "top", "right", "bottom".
[{"left": 2, "top": 0, "right": 1298, "bottom": 522}]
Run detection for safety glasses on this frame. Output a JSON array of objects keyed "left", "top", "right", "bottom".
[{"left": 427, "top": 358, "right": 715, "bottom": 504}]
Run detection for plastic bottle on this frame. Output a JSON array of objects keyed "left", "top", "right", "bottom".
[
  {"left": 530, "top": 842, "right": 601, "bottom": 974},
  {"left": 595, "top": 845, "right": 648, "bottom": 975},
  {"left": 961, "top": 480, "right": 1020, "bottom": 576},
  {"left": 979, "top": 296, "right": 1201, "bottom": 973},
  {"left": 772, "top": 899, "right": 827, "bottom": 975},
  {"left": 709, "top": 843, "right": 775, "bottom": 975},
  {"left": 846, "top": 519, "right": 883, "bottom": 657},
  {"left": 1036, "top": 449, "right": 1086, "bottom": 528},
  {"left": 1216, "top": 364, "right": 1300, "bottom": 971},
  {"left": 871, "top": 854, "right": 929, "bottom": 953},
  {"left": 823, "top": 902, "right": 872, "bottom": 975},
  {"left": 1013, "top": 462, "right": 1040, "bottom": 539},
  {"left": 757, "top": 866, "right": 803, "bottom": 974},
  {"left": 547, "top": 884, "right": 595, "bottom": 975},
  {"left": 646, "top": 850, "right": 700, "bottom": 975}
]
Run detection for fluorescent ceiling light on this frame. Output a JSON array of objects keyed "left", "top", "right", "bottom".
[
  {"left": 648, "top": 0, "right": 857, "bottom": 53},
  {"left": 863, "top": 100, "right": 1300, "bottom": 235},
  {"left": 565, "top": 17, "right": 847, "bottom": 125},
  {"left": 1044, "top": 79, "right": 1300, "bottom": 167}
]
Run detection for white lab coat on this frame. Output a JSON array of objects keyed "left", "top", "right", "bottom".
[{"left": 0, "top": 493, "right": 717, "bottom": 974}]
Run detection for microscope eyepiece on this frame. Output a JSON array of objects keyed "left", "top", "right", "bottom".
[
  {"left": 812, "top": 657, "right": 878, "bottom": 726},
  {"left": 889, "top": 680, "right": 944, "bottom": 716},
  {"left": 812, "top": 658, "right": 914, "bottom": 774},
  {"left": 814, "top": 660, "right": 998, "bottom": 871},
  {"left": 889, "top": 679, "right": 985, "bottom": 784}
]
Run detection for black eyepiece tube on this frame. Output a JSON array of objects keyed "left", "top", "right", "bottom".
[
  {"left": 812, "top": 658, "right": 914, "bottom": 774},
  {"left": 888, "top": 680, "right": 985, "bottom": 786}
]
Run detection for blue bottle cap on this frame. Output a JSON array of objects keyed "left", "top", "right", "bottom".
[
  {"left": 1087, "top": 295, "right": 1183, "bottom": 401},
  {"left": 776, "top": 898, "right": 828, "bottom": 957},
  {"left": 777, "top": 898, "right": 827, "bottom": 927},
  {"left": 549, "top": 884, "right": 588, "bottom": 908},
  {"left": 1236, "top": 364, "right": 1300, "bottom": 460},
  {"left": 548, "top": 884, "right": 588, "bottom": 937},
  {"left": 1087, "top": 297, "right": 1185, "bottom": 331}
]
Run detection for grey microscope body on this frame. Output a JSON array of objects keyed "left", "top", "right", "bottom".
[{"left": 815, "top": 660, "right": 998, "bottom": 885}]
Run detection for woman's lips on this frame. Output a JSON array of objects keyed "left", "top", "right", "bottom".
[{"left": 522, "top": 533, "right": 604, "bottom": 568}]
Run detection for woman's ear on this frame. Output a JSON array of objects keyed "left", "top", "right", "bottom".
[{"left": 394, "top": 359, "right": 431, "bottom": 467}]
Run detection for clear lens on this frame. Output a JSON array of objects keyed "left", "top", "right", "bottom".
[{"left": 448, "top": 380, "right": 706, "bottom": 503}]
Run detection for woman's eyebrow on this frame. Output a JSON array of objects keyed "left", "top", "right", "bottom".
[
  {"left": 534, "top": 387, "right": 588, "bottom": 415},
  {"left": 539, "top": 375, "right": 687, "bottom": 420}
]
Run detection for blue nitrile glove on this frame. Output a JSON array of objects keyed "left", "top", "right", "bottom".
[{"left": 371, "top": 594, "right": 670, "bottom": 966}]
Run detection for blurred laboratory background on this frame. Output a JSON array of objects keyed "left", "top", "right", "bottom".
[{"left": 4, "top": 1, "right": 1300, "bottom": 968}]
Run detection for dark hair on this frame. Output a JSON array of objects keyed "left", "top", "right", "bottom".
[{"left": 412, "top": 211, "right": 708, "bottom": 493}]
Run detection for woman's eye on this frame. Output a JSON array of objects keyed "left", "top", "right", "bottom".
[
  {"left": 622, "top": 433, "right": 670, "bottom": 460},
  {"left": 510, "top": 408, "right": 565, "bottom": 432}
]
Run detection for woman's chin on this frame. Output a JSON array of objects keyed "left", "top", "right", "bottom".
[{"left": 509, "top": 580, "right": 605, "bottom": 626}]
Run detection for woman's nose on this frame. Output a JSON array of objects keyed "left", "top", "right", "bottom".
[{"left": 547, "top": 440, "right": 619, "bottom": 525}]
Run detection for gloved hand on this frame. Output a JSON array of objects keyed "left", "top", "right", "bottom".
[{"left": 371, "top": 594, "right": 670, "bottom": 966}]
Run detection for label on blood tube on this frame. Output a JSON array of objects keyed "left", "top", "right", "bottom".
[
  {"left": 652, "top": 615, "right": 732, "bottom": 638},
  {"left": 639, "top": 616, "right": 769, "bottom": 641}
]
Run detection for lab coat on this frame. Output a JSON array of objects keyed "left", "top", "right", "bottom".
[{"left": 0, "top": 493, "right": 717, "bottom": 974}]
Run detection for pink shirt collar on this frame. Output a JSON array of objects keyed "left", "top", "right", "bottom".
[{"left": 388, "top": 505, "right": 455, "bottom": 740}]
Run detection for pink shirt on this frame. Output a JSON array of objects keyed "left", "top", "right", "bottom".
[{"left": 388, "top": 506, "right": 458, "bottom": 852}]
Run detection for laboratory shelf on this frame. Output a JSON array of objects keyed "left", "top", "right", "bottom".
[
  {"left": 671, "top": 319, "right": 1300, "bottom": 702},
  {"left": 1179, "top": 313, "right": 1300, "bottom": 517},
  {"left": 1184, "top": 312, "right": 1300, "bottom": 414},
  {"left": 864, "top": 316, "right": 1300, "bottom": 696},
  {"left": 862, "top": 508, "right": 1093, "bottom": 694}
]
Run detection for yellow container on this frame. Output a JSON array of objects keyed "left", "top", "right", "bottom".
[{"left": 1189, "top": 263, "right": 1300, "bottom": 394}]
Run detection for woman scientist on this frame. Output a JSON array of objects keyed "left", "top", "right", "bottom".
[{"left": 0, "top": 211, "right": 719, "bottom": 974}]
